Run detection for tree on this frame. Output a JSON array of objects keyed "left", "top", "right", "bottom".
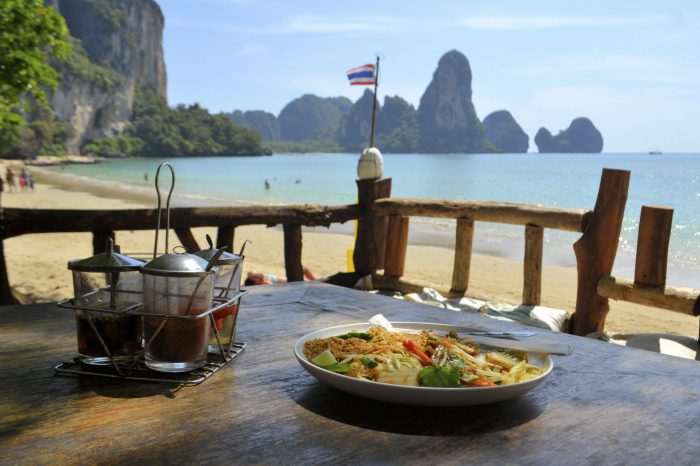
[{"left": 0, "top": 0, "right": 70, "bottom": 126}]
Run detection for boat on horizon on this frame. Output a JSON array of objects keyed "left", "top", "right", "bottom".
[{"left": 649, "top": 147, "right": 663, "bottom": 155}]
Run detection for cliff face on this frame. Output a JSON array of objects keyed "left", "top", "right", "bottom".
[
  {"left": 535, "top": 117, "right": 603, "bottom": 153},
  {"left": 417, "top": 50, "right": 487, "bottom": 153},
  {"left": 278, "top": 94, "right": 351, "bottom": 141},
  {"left": 50, "top": 0, "right": 167, "bottom": 152},
  {"left": 337, "top": 89, "right": 376, "bottom": 151},
  {"left": 483, "top": 110, "right": 529, "bottom": 153},
  {"left": 228, "top": 110, "right": 280, "bottom": 141}
]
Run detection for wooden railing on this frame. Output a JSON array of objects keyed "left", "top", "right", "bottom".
[
  {"left": 0, "top": 169, "right": 697, "bottom": 339},
  {"left": 0, "top": 204, "right": 361, "bottom": 295},
  {"left": 371, "top": 198, "right": 589, "bottom": 303},
  {"left": 367, "top": 169, "right": 699, "bottom": 339}
]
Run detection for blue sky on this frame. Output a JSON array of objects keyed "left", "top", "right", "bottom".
[{"left": 159, "top": 0, "right": 699, "bottom": 152}]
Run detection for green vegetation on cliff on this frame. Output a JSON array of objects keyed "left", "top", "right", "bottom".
[
  {"left": 84, "top": 88, "right": 271, "bottom": 157},
  {"left": 0, "top": 0, "right": 71, "bottom": 157},
  {"left": 0, "top": 0, "right": 70, "bottom": 125},
  {"left": 58, "top": 36, "right": 122, "bottom": 89}
]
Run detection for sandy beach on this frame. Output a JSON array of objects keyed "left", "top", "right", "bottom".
[{"left": 1, "top": 160, "right": 697, "bottom": 338}]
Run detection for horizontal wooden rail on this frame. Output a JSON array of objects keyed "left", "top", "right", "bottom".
[
  {"left": 373, "top": 198, "right": 590, "bottom": 232},
  {"left": 597, "top": 275, "right": 700, "bottom": 317},
  {"left": 0, "top": 204, "right": 361, "bottom": 239}
]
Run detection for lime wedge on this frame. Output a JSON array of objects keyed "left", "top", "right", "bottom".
[{"left": 311, "top": 348, "right": 337, "bottom": 367}]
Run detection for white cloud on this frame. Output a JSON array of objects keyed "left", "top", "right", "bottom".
[
  {"left": 459, "top": 14, "right": 670, "bottom": 30},
  {"left": 169, "top": 14, "right": 393, "bottom": 35},
  {"left": 280, "top": 14, "right": 391, "bottom": 33},
  {"left": 520, "top": 54, "right": 699, "bottom": 84}
]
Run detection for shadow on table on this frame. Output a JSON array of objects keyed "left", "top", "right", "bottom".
[
  {"left": 84, "top": 377, "right": 182, "bottom": 399},
  {"left": 289, "top": 383, "right": 547, "bottom": 436}
]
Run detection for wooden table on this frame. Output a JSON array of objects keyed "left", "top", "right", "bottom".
[{"left": 2, "top": 282, "right": 700, "bottom": 465}]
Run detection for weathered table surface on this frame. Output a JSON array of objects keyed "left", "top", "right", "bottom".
[{"left": 1, "top": 281, "right": 700, "bottom": 465}]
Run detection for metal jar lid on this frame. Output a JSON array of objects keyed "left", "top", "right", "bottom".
[
  {"left": 193, "top": 247, "right": 241, "bottom": 266},
  {"left": 140, "top": 252, "right": 214, "bottom": 277},
  {"left": 192, "top": 234, "right": 246, "bottom": 266},
  {"left": 68, "top": 239, "right": 143, "bottom": 272}
]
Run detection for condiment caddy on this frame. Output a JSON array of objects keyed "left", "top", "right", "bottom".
[{"left": 55, "top": 162, "right": 248, "bottom": 385}]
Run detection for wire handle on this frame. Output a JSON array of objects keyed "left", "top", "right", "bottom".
[{"left": 153, "top": 162, "right": 176, "bottom": 259}]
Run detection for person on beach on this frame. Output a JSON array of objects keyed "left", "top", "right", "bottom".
[
  {"left": 5, "top": 167, "right": 16, "bottom": 193},
  {"left": 144, "top": 172, "right": 148, "bottom": 183},
  {"left": 19, "top": 169, "right": 29, "bottom": 191},
  {"left": 28, "top": 174, "right": 34, "bottom": 191}
]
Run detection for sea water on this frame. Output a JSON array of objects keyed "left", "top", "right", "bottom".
[{"left": 44, "top": 152, "right": 700, "bottom": 287}]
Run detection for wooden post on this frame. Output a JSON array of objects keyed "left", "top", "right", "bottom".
[
  {"left": 174, "top": 228, "right": 200, "bottom": 253},
  {"left": 634, "top": 206, "right": 673, "bottom": 287},
  {"left": 450, "top": 217, "right": 474, "bottom": 297},
  {"left": 523, "top": 224, "right": 543, "bottom": 306},
  {"left": 384, "top": 215, "right": 409, "bottom": 278},
  {"left": 353, "top": 177, "right": 392, "bottom": 275},
  {"left": 92, "top": 230, "right": 115, "bottom": 254},
  {"left": 570, "top": 168, "right": 630, "bottom": 335},
  {"left": 283, "top": 224, "right": 303, "bottom": 282},
  {"left": 216, "top": 226, "right": 235, "bottom": 250}
]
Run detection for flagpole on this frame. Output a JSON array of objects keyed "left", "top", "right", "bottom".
[{"left": 369, "top": 55, "right": 380, "bottom": 148}]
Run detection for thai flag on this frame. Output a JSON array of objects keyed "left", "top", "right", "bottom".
[{"left": 346, "top": 64, "right": 376, "bottom": 86}]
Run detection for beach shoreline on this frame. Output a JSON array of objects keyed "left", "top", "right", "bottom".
[{"left": 2, "top": 159, "right": 698, "bottom": 337}]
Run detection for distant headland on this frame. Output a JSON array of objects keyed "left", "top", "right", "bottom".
[
  {"left": 227, "top": 49, "right": 604, "bottom": 155},
  {"left": 2, "top": 0, "right": 603, "bottom": 159}
]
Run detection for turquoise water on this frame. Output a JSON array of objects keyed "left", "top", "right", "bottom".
[{"left": 44, "top": 152, "right": 700, "bottom": 286}]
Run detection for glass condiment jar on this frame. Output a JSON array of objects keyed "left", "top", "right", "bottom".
[
  {"left": 194, "top": 239, "right": 245, "bottom": 354},
  {"left": 140, "top": 252, "right": 217, "bottom": 372},
  {"left": 68, "top": 239, "right": 144, "bottom": 365}
]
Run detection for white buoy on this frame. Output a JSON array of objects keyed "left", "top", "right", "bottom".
[{"left": 357, "top": 147, "right": 383, "bottom": 180}]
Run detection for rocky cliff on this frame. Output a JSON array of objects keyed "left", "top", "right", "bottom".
[
  {"left": 337, "top": 89, "right": 376, "bottom": 151},
  {"left": 49, "top": 0, "right": 167, "bottom": 152},
  {"left": 295, "top": 91, "right": 419, "bottom": 152},
  {"left": 483, "top": 110, "right": 529, "bottom": 153},
  {"left": 417, "top": 50, "right": 487, "bottom": 153},
  {"left": 534, "top": 117, "right": 603, "bottom": 153},
  {"left": 278, "top": 94, "right": 352, "bottom": 141},
  {"left": 228, "top": 110, "right": 280, "bottom": 141}
]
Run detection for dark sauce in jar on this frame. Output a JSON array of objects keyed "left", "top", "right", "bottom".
[
  {"left": 76, "top": 312, "right": 142, "bottom": 359},
  {"left": 143, "top": 314, "right": 210, "bottom": 363}
]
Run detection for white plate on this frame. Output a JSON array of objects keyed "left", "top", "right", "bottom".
[{"left": 293, "top": 322, "right": 553, "bottom": 407}]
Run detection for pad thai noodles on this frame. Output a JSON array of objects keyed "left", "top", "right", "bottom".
[{"left": 302, "top": 326, "right": 544, "bottom": 388}]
